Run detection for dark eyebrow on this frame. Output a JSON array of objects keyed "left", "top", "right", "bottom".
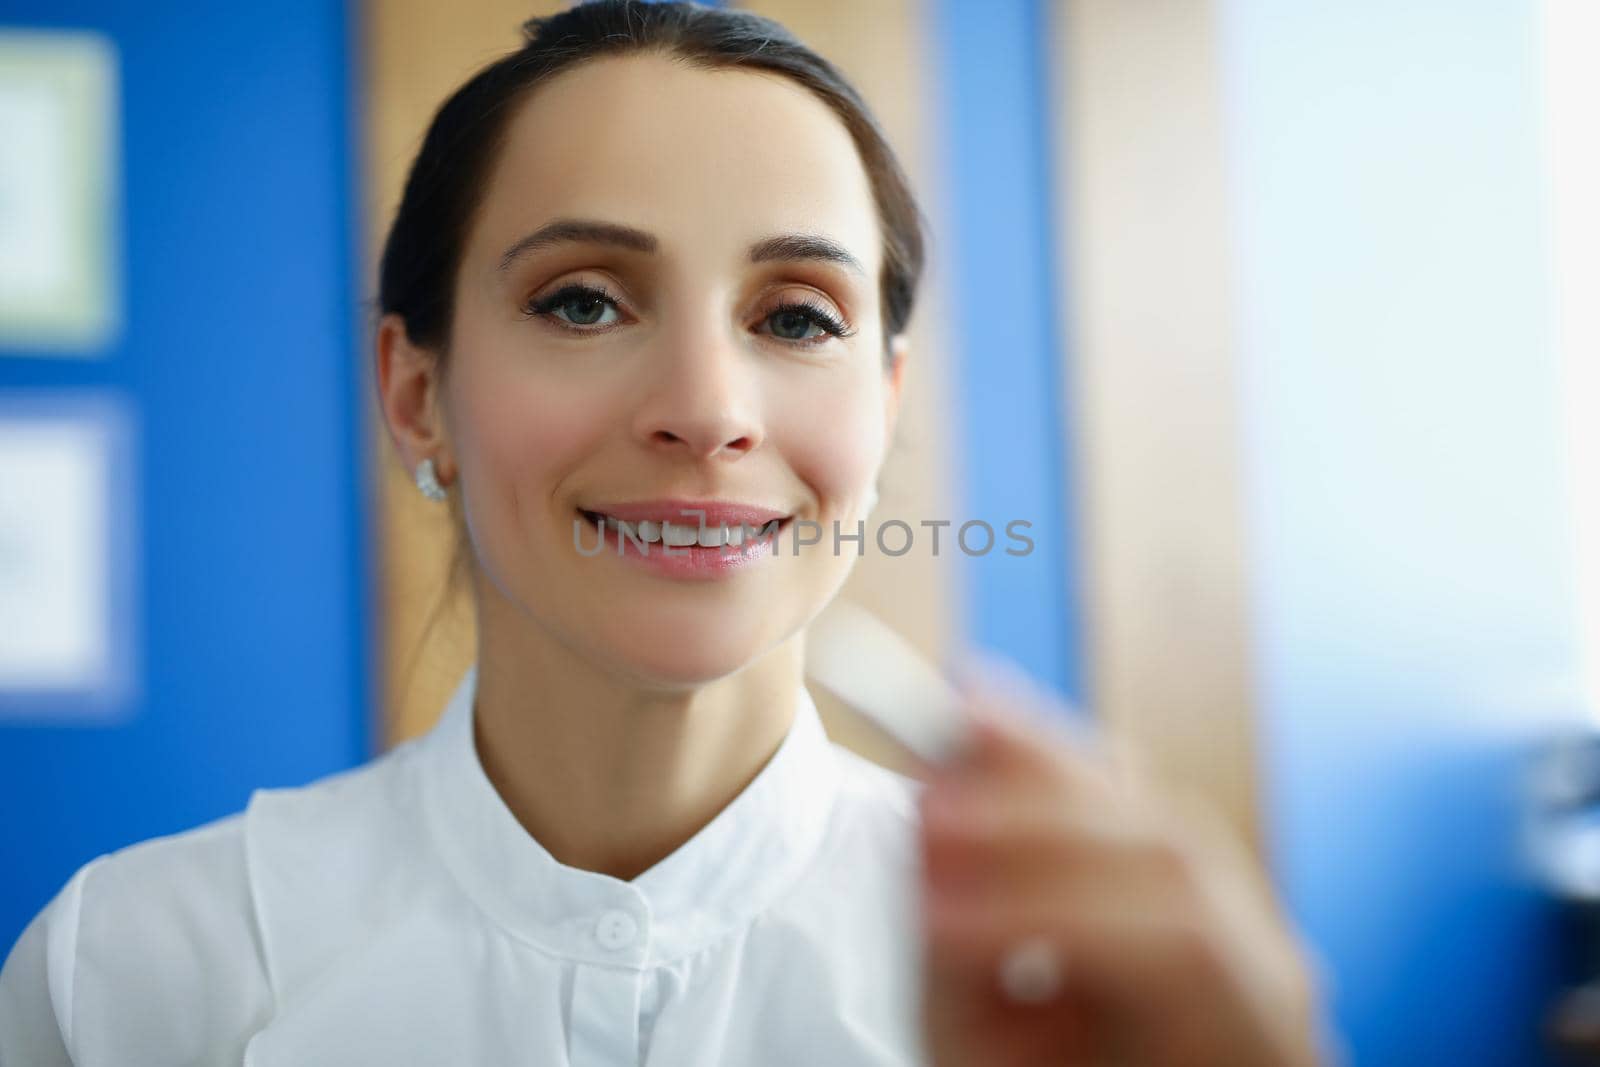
[
  {"left": 497, "top": 219, "right": 657, "bottom": 271},
  {"left": 497, "top": 218, "right": 866, "bottom": 278},
  {"left": 747, "top": 233, "right": 866, "bottom": 278}
]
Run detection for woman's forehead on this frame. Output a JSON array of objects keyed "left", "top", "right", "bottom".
[{"left": 468, "top": 54, "right": 882, "bottom": 273}]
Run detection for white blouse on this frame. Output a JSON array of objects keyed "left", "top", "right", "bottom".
[{"left": 0, "top": 666, "right": 929, "bottom": 1065}]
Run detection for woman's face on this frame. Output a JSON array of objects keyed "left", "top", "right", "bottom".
[{"left": 437, "top": 54, "right": 904, "bottom": 689}]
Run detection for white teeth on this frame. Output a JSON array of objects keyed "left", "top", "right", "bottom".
[
  {"left": 661, "top": 521, "right": 701, "bottom": 547},
  {"left": 588, "top": 514, "right": 663, "bottom": 544},
  {"left": 591, "top": 512, "right": 779, "bottom": 548}
]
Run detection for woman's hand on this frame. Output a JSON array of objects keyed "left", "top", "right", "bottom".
[{"left": 917, "top": 663, "right": 1328, "bottom": 1066}]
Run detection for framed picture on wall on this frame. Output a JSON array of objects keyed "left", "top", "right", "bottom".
[
  {"left": 0, "top": 392, "right": 138, "bottom": 720},
  {"left": 0, "top": 31, "right": 119, "bottom": 355}
]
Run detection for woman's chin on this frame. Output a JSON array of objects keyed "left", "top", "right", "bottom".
[
  {"left": 586, "top": 618, "right": 779, "bottom": 691},
  {"left": 628, "top": 642, "right": 769, "bottom": 689}
]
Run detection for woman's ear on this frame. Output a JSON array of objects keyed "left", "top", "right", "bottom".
[
  {"left": 376, "top": 313, "right": 455, "bottom": 482},
  {"left": 884, "top": 334, "right": 910, "bottom": 443}
]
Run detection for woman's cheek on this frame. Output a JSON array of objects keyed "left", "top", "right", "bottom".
[
  {"left": 453, "top": 367, "right": 611, "bottom": 561},
  {"left": 771, "top": 374, "right": 888, "bottom": 513}
]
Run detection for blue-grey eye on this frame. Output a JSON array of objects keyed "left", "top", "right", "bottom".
[
  {"left": 771, "top": 308, "right": 821, "bottom": 340},
  {"left": 525, "top": 284, "right": 621, "bottom": 329},
  {"left": 563, "top": 294, "right": 608, "bottom": 325},
  {"left": 764, "top": 301, "right": 849, "bottom": 343}
]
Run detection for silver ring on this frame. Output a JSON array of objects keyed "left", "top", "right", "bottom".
[{"left": 998, "top": 937, "right": 1064, "bottom": 1003}]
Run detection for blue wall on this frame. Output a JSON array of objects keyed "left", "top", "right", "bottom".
[
  {"left": 0, "top": 0, "right": 372, "bottom": 954},
  {"left": 930, "top": 0, "right": 1085, "bottom": 707},
  {"left": 1220, "top": 2, "right": 1584, "bottom": 1062}
]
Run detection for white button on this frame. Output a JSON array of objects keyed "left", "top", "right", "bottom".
[{"left": 595, "top": 909, "right": 638, "bottom": 950}]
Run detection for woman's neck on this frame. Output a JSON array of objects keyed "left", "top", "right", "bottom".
[{"left": 469, "top": 597, "right": 804, "bottom": 883}]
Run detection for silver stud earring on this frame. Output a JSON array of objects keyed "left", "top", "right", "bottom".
[{"left": 415, "top": 458, "right": 447, "bottom": 502}]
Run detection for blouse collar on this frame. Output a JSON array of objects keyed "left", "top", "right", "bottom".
[{"left": 416, "top": 665, "right": 843, "bottom": 968}]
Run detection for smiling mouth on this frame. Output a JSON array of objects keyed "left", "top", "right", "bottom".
[{"left": 577, "top": 508, "right": 792, "bottom": 548}]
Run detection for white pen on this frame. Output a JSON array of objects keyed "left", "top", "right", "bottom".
[
  {"left": 804, "top": 600, "right": 973, "bottom": 768},
  {"left": 805, "top": 600, "right": 1100, "bottom": 770}
]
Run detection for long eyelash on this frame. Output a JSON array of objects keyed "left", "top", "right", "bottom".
[
  {"left": 769, "top": 300, "right": 855, "bottom": 341},
  {"left": 522, "top": 285, "right": 854, "bottom": 343},
  {"left": 521, "top": 283, "right": 621, "bottom": 324}
]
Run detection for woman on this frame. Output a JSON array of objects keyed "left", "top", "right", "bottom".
[{"left": 0, "top": 2, "right": 1327, "bottom": 1063}]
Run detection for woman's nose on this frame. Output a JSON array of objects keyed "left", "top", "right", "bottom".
[{"left": 631, "top": 320, "right": 765, "bottom": 461}]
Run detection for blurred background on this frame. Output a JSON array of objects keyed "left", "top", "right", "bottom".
[{"left": 1, "top": 1, "right": 1596, "bottom": 1063}]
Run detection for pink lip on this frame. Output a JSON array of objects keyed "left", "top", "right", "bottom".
[
  {"left": 573, "top": 499, "right": 794, "bottom": 581},
  {"left": 581, "top": 498, "right": 791, "bottom": 527}
]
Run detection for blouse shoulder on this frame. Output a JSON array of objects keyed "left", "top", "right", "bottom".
[
  {"left": 0, "top": 809, "right": 265, "bottom": 1066},
  {"left": 779, "top": 739, "right": 926, "bottom": 899},
  {"left": 738, "top": 742, "right": 927, "bottom": 1060},
  {"left": 0, "top": 740, "right": 428, "bottom": 1067},
  {"left": 827, "top": 741, "right": 925, "bottom": 827}
]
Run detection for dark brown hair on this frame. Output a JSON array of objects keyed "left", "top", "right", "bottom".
[{"left": 378, "top": 0, "right": 928, "bottom": 364}]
